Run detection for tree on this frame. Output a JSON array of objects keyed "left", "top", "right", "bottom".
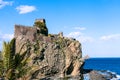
[{"left": 0, "top": 38, "right": 31, "bottom": 80}]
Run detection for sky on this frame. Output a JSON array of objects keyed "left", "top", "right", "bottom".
[{"left": 0, "top": 0, "right": 120, "bottom": 57}]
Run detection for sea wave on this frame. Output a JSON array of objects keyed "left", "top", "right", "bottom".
[{"left": 111, "top": 74, "right": 120, "bottom": 80}]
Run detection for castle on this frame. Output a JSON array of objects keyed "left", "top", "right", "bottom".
[
  {"left": 14, "top": 19, "right": 47, "bottom": 40},
  {"left": 14, "top": 19, "right": 83, "bottom": 79},
  {"left": 14, "top": 19, "right": 64, "bottom": 53}
]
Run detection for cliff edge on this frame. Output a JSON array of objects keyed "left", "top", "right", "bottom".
[{"left": 14, "top": 19, "right": 84, "bottom": 79}]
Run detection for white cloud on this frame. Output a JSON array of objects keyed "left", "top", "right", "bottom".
[
  {"left": 74, "top": 27, "right": 86, "bottom": 30},
  {"left": 2, "top": 34, "right": 13, "bottom": 40},
  {"left": 0, "top": 32, "right": 13, "bottom": 50},
  {"left": 0, "top": 33, "right": 13, "bottom": 50},
  {"left": 66, "top": 31, "right": 94, "bottom": 43},
  {"left": 67, "top": 32, "right": 83, "bottom": 38},
  {"left": 0, "top": 40, "right": 1, "bottom": 43},
  {"left": 16, "top": 5, "right": 36, "bottom": 14},
  {"left": 77, "top": 36, "right": 94, "bottom": 43},
  {"left": 0, "top": 32, "right": 13, "bottom": 40},
  {"left": 0, "top": 0, "right": 13, "bottom": 9},
  {"left": 100, "top": 34, "right": 120, "bottom": 41}
]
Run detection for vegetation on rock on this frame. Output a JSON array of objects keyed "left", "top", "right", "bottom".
[{"left": 34, "top": 21, "right": 48, "bottom": 36}]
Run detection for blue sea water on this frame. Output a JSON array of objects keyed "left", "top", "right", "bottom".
[{"left": 84, "top": 58, "right": 120, "bottom": 75}]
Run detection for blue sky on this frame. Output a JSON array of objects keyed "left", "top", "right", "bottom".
[{"left": 0, "top": 0, "right": 120, "bottom": 57}]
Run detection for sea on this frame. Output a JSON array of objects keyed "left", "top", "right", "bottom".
[{"left": 84, "top": 58, "right": 120, "bottom": 79}]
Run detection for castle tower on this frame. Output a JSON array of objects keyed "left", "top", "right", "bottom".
[
  {"left": 34, "top": 19, "right": 48, "bottom": 36},
  {"left": 35, "top": 19, "right": 46, "bottom": 23}
]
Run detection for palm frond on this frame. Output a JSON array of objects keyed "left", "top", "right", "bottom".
[{"left": 0, "top": 38, "right": 32, "bottom": 80}]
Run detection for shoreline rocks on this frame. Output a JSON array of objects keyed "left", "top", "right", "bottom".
[{"left": 83, "top": 69, "right": 120, "bottom": 80}]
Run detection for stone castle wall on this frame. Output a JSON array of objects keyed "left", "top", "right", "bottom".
[
  {"left": 14, "top": 24, "right": 52, "bottom": 53},
  {"left": 14, "top": 25, "right": 38, "bottom": 53},
  {"left": 14, "top": 25, "right": 37, "bottom": 42}
]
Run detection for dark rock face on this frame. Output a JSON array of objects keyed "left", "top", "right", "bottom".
[
  {"left": 89, "top": 70, "right": 106, "bottom": 80},
  {"left": 14, "top": 19, "right": 84, "bottom": 79},
  {"left": 83, "top": 69, "right": 119, "bottom": 80}
]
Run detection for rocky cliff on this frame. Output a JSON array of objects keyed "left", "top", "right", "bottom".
[{"left": 14, "top": 19, "right": 84, "bottom": 79}]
